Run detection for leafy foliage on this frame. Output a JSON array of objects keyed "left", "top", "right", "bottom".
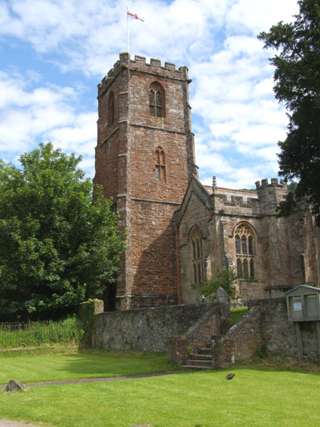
[
  {"left": 229, "top": 306, "right": 248, "bottom": 326},
  {"left": 0, "top": 143, "right": 124, "bottom": 320},
  {"left": 0, "top": 317, "right": 81, "bottom": 348},
  {"left": 259, "top": 0, "right": 320, "bottom": 220},
  {"left": 199, "top": 268, "right": 236, "bottom": 301}
]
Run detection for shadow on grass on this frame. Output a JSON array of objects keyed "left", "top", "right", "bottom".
[
  {"left": 1, "top": 344, "right": 320, "bottom": 382},
  {"left": 59, "top": 349, "right": 320, "bottom": 380},
  {"left": 54, "top": 349, "right": 182, "bottom": 378},
  {"left": 232, "top": 356, "right": 320, "bottom": 376}
]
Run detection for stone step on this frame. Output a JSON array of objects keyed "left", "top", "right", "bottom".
[
  {"left": 184, "top": 359, "right": 212, "bottom": 367},
  {"left": 182, "top": 364, "right": 213, "bottom": 370},
  {"left": 196, "top": 347, "right": 212, "bottom": 355},
  {"left": 189, "top": 353, "right": 212, "bottom": 360}
]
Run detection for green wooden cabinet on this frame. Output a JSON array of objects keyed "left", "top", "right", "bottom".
[{"left": 286, "top": 284, "right": 320, "bottom": 322}]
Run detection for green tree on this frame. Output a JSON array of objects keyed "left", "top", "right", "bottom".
[
  {"left": 0, "top": 143, "right": 124, "bottom": 321},
  {"left": 199, "top": 268, "right": 236, "bottom": 301},
  {"left": 259, "top": 0, "right": 320, "bottom": 220}
]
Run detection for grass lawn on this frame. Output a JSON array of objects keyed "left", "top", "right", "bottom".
[
  {"left": 230, "top": 306, "right": 249, "bottom": 326},
  {"left": 0, "top": 346, "right": 178, "bottom": 384},
  {"left": 1, "top": 349, "right": 320, "bottom": 426},
  {"left": 1, "top": 367, "right": 320, "bottom": 426}
]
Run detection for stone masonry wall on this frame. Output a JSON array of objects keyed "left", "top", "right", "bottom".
[
  {"left": 179, "top": 189, "right": 213, "bottom": 304},
  {"left": 95, "top": 53, "right": 195, "bottom": 310},
  {"left": 126, "top": 201, "right": 178, "bottom": 307},
  {"left": 215, "top": 298, "right": 320, "bottom": 367},
  {"left": 122, "top": 57, "right": 193, "bottom": 308},
  {"left": 214, "top": 306, "right": 264, "bottom": 368},
  {"left": 92, "top": 303, "right": 216, "bottom": 352},
  {"left": 261, "top": 299, "right": 299, "bottom": 358},
  {"left": 304, "top": 212, "right": 320, "bottom": 286},
  {"left": 177, "top": 178, "right": 305, "bottom": 305}
]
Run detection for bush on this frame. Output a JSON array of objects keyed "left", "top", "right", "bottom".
[{"left": 0, "top": 317, "right": 82, "bottom": 349}]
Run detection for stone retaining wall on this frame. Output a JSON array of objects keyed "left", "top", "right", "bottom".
[
  {"left": 89, "top": 297, "right": 319, "bottom": 363},
  {"left": 215, "top": 298, "right": 320, "bottom": 367},
  {"left": 92, "top": 303, "right": 223, "bottom": 352},
  {"left": 214, "top": 306, "right": 263, "bottom": 367}
]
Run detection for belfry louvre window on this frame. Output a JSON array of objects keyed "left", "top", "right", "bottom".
[
  {"left": 235, "top": 223, "right": 255, "bottom": 280},
  {"left": 155, "top": 147, "right": 166, "bottom": 182},
  {"left": 149, "top": 82, "right": 165, "bottom": 117},
  {"left": 108, "top": 92, "right": 115, "bottom": 125},
  {"left": 191, "top": 229, "right": 206, "bottom": 285}
]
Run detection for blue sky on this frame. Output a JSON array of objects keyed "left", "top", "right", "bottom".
[{"left": 0, "top": 0, "right": 299, "bottom": 188}]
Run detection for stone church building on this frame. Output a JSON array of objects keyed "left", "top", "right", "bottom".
[{"left": 94, "top": 53, "right": 320, "bottom": 310}]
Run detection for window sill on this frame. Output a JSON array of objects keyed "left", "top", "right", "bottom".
[{"left": 238, "top": 279, "right": 258, "bottom": 284}]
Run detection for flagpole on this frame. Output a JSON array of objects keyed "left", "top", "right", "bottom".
[
  {"left": 126, "top": 7, "right": 145, "bottom": 124},
  {"left": 126, "top": 6, "right": 131, "bottom": 128},
  {"left": 126, "top": 6, "right": 130, "bottom": 55}
]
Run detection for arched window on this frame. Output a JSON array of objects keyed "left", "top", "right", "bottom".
[
  {"left": 190, "top": 228, "right": 206, "bottom": 285},
  {"left": 235, "top": 235, "right": 241, "bottom": 254},
  {"left": 237, "top": 258, "right": 243, "bottom": 279},
  {"left": 108, "top": 92, "right": 115, "bottom": 125},
  {"left": 149, "top": 82, "right": 165, "bottom": 117},
  {"left": 155, "top": 147, "right": 166, "bottom": 182},
  {"left": 243, "top": 259, "right": 249, "bottom": 280},
  {"left": 250, "top": 259, "right": 255, "bottom": 280},
  {"left": 234, "top": 223, "right": 256, "bottom": 281},
  {"left": 248, "top": 235, "right": 254, "bottom": 255}
]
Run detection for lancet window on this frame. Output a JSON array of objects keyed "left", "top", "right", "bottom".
[
  {"left": 235, "top": 223, "right": 255, "bottom": 280},
  {"left": 191, "top": 228, "right": 206, "bottom": 285},
  {"left": 149, "top": 82, "right": 165, "bottom": 117},
  {"left": 155, "top": 147, "right": 166, "bottom": 182}
]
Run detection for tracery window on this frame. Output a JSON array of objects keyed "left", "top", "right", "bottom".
[
  {"left": 155, "top": 147, "right": 166, "bottom": 182},
  {"left": 191, "top": 228, "right": 206, "bottom": 285},
  {"left": 149, "top": 82, "right": 165, "bottom": 117},
  {"left": 235, "top": 223, "right": 255, "bottom": 280},
  {"left": 108, "top": 92, "right": 115, "bottom": 125}
]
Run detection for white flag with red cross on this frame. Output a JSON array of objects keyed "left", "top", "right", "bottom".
[
  {"left": 127, "top": 10, "right": 144, "bottom": 22},
  {"left": 126, "top": 9, "right": 144, "bottom": 53}
]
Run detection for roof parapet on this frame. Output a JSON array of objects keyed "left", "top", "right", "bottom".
[
  {"left": 255, "top": 178, "right": 287, "bottom": 189},
  {"left": 99, "top": 52, "right": 189, "bottom": 94},
  {"left": 215, "top": 193, "right": 259, "bottom": 208}
]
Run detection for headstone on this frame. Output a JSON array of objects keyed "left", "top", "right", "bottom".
[
  {"left": 131, "top": 425, "right": 153, "bottom": 427},
  {"left": 4, "top": 380, "right": 25, "bottom": 392},
  {"left": 131, "top": 424, "right": 153, "bottom": 427},
  {"left": 216, "top": 287, "right": 229, "bottom": 305}
]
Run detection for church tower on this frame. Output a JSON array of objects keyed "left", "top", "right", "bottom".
[{"left": 95, "top": 53, "right": 196, "bottom": 310}]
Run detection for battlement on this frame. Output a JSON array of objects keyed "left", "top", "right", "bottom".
[
  {"left": 255, "top": 178, "right": 286, "bottom": 189},
  {"left": 98, "top": 53, "right": 189, "bottom": 95},
  {"left": 133, "top": 55, "right": 187, "bottom": 74},
  {"left": 215, "top": 193, "right": 259, "bottom": 209}
]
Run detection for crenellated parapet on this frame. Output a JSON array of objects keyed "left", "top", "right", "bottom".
[
  {"left": 255, "top": 178, "right": 288, "bottom": 215},
  {"left": 215, "top": 193, "right": 259, "bottom": 210},
  {"left": 98, "top": 53, "right": 189, "bottom": 97},
  {"left": 255, "top": 178, "right": 286, "bottom": 189},
  {"left": 128, "top": 54, "right": 189, "bottom": 79}
]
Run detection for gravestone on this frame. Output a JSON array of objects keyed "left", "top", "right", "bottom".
[{"left": 4, "top": 380, "right": 25, "bottom": 392}]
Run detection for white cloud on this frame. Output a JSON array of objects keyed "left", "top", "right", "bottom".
[
  {"left": 196, "top": 141, "right": 270, "bottom": 189},
  {"left": 189, "top": 14, "right": 291, "bottom": 188},
  {"left": 0, "top": 72, "right": 96, "bottom": 175},
  {"left": 0, "top": 0, "right": 300, "bottom": 187},
  {"left": 226, "top": 0, "right": 298, "bottom": 33},
  {"left": 48, "top": 112, "right": 97, "bottom": 169}
]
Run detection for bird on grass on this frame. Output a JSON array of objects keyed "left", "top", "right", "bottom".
[{"left": 226, "top": 373, "right": 235, "bottom": 380}]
